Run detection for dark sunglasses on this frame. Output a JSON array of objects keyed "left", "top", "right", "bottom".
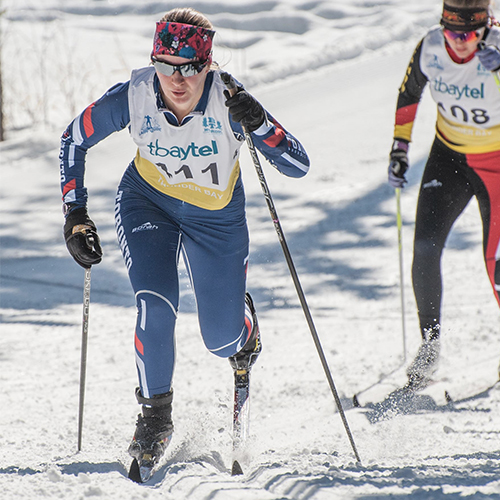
[
  {"left": 151, "top": 56, "right": 208, "bottom": 77},
  {"left": 443, "top": 28, "right": 484, "bottom": 43}
]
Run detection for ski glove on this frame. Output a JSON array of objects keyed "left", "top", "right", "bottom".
[
  {"left": 388, "top": 139, "right": 409, "bottom": 189},
  {"left": 64, "top": 207, "right": 103, "bottom": 269},
  {"left": 476, "top": 41, "right": 500, "bottom": 72},
  {"left": 224, "top": 87, "right": 265, "bottom": 133}
]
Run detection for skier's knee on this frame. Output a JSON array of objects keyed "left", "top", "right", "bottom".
[{"left": 135, "top": 291, "right": 177, "bottom": 319}]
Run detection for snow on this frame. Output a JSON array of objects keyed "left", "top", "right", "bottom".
[{"left": 1, "top": 0, "right": 500, "bottom": 498}]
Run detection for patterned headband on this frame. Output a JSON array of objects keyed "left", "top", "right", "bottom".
[
  {"left": 152, "top": 22, "right": 215, "bottom": 61},
  {"left": 441, "top": 4, "right": 489, "bottom": 31}
]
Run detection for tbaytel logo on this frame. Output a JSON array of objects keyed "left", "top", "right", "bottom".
[
  {"left": 433, "top": 77, "right": 484, "bottom": 100},
  {"left": 147, "top": 139, "right": 219, "bottom": 160},
  {"left": 140, "top": 115, "right": 162, "bottom": 135}
]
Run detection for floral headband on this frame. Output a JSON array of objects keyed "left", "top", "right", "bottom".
[
  {"left": 152, "top": 22, "right": 215, "bottom": 62},
  {"left": 441, "top": 4, "right": 489, "bottom": 31}
]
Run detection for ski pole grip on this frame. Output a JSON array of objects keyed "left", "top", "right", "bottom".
[{"left": 221, "top": 71, "right": 238, "bottom": 97}]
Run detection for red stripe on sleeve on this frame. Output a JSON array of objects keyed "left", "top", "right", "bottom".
[
  {"left": 395, "top": 104, "right": 418, "bottom": 126},
  {"left": 83, "top": 103, "right": 96, "bottom": 138},
  {"left": 264, "top": 127, "right": 286, "bottom": 148},
  {"left": 62, "top": 179, "right": 76, "bottom": 196}
]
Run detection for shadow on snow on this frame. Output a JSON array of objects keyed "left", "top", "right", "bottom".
[{"left": 0, "top": 156, "right": 479, "bottom": 317}]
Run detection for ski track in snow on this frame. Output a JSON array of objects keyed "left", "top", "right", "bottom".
[{"left": 2, "top": 0, "right": 500, "bottom": 498}]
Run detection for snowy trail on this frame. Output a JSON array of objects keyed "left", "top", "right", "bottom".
[
  {"left": 2, "top": 45, "right": 500, "bottom": 499},
  {"left": 2, "top": 1, "right": 500, "bottom": 498}
]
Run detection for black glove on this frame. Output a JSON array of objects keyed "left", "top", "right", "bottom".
[
  {"left": 388, "top": 139, "right": 409, "bottom": 189},
  {"left": 224, "top": 87, "right": 265, "bottom": 132},
  {"left": 64, "top": 207, "right": 103, "bottom": 269}
]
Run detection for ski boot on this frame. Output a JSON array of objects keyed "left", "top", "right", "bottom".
[
  {"left": 406, "top": 338, "right": 440, "bottom": 391},
  {"left": 229, "top": 293, "right": 262, "bottom": 372},
  {"left": 128, "top": 388, "right": 174, "bottom": 483}
]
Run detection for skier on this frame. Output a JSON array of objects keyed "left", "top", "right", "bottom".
[
  {"left": 388, "top": 0, "right": 500, "bottom": 389},
  {"left": 60, "top": 7, "right": 309, "bottom": 478}
]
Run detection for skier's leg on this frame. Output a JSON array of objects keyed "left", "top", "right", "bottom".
[
  {"left": 115, "top": 188, "right": 181, "bottom": 398},
  {"left": 115, "top": 186, "right": 184, "bottom": 474},
  {"left": 412, "top": 140, "right": 473, "bottom": 341},
  {"left": 228, "top": 292, "right": 261, "bottom": 371},
  {"left": 408, "top": 140, "right": 473, "bottom": 387},
  {"left": 180, "top": 185, "right": 258, "bottom": 360}
]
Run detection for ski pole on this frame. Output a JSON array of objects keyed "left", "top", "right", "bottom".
[
  {"left": 221, "top": 72, "right": 361, "bottom": 465},
  {"left": 395, "top": 187, "right": 407, "bottom": 362},
  {"left": 351, "top": 189, "right": 406, "bottom": 406},
  {"left": 77, "top": 266, "right": 92, "bottom": 452}
]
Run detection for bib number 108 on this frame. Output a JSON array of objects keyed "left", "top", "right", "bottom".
[{"left": 439, "top": 102, "right": 490, "bottom": 124}]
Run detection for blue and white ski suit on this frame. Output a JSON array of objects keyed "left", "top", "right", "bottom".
[{"left": 60, "top": 68, "right": 310, "bottom": 397}]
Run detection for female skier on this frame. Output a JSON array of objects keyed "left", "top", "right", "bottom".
[
  {"left": 60, "top": 7, "right": 309, "bottom": 476},
  {"left": 388, "top": 0, "right": 500, "bottom": 389}
]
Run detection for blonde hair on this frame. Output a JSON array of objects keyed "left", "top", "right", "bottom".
[
  {"left": 159, "top": 7, "right": 213, "bottom": 29},
  {"left": 444, "top": 0, "right": 490, "bottom": 7}
]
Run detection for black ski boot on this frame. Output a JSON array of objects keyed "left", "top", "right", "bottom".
[
  {"left": 128, "top": 388, "right": 174, "bottom": 483},
  {"left": 229, "top": 293, "right": 262, "bottom": 372},
  {"left": 406, "top": 338, "right": 440, "bottom": 390}
]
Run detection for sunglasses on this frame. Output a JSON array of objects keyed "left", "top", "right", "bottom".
[
  {"left": 443, "top": 28, "right": 484, "bottom": 43},
  {"left": 151, "top": 56, "right": 208, "bottom": 77}
]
